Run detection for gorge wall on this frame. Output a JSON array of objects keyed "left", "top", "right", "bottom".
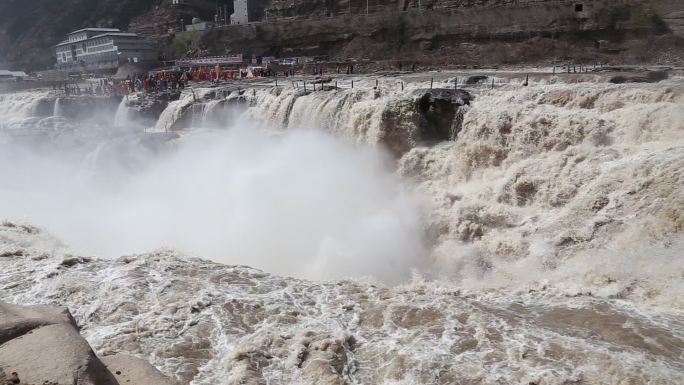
[
  {"left": 195, "top": 0, "right": 684, "bottom": 67},
  {"left": 2, "top": 0, "right": 684, "bottom": 71}
]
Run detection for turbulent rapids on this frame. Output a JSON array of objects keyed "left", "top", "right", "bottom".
[{"left": 1, "top": 73, "right": 683, "bottom": 385}]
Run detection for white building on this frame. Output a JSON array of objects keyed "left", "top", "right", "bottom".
[
  {"left": 231, "top": 0, "right": 250, "bottom": 24},
  {"left": 55, "top": 28, "right": 157, "bottom": 72}
]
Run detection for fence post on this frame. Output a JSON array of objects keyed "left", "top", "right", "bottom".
[
  {"left": 351, "top": 80, "right": 354, "bottom": 89},
  {"left": 454, "top": 77, "right": 457, "bottom": 91},
  {"left": 304, "top": 81, "right": 307, "bottom": 92},
  {"left": 430, "top": 77, "right": 433, "bottom": 89},
  {"left": 491, "top": 78, "right": 494, "bottom": 89},
  {"left": 375, "top": 79, "right": 378, "bottom": 88}
]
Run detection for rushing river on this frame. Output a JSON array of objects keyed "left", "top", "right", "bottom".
[{"left": 1, "top": 74, "right": 683, "bottom": 384}]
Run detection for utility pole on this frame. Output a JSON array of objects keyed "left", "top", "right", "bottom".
[
  {"left": 366, "top": 0, "right": 369, "bottom": 15},
  {"left": 224, "top": 5, "right": 228, "bottom": 24}
]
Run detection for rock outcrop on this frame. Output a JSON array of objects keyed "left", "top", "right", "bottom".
[
  {"left": 0, "top": 302, "right": 173, "bottom": 385},
  {"left": 415, "top": 88, "right": 471, "bottom": 141}
]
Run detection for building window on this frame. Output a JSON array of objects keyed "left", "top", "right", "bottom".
[{"left": 574, "top": 3, "right": 583, "bottom": 12}]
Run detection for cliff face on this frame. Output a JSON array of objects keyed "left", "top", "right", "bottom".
[
  {"left": 1, "top": 0, "right": 683, "bottom": 71},
  {"left": 197, "top": 0, "right": 684, "bottom": 67}
]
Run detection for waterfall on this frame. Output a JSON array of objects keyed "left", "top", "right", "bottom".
[
  {"left": 0, "top": 90, "right": 55, "bottom": 130},
  {"left": 1, "top": 77, "right": 683, "bottom": 385},
  {"left": 114, "top": 97, "right": 131, "bottom": 127},
  {"left": 53, "top": 97, "right": 64, "bottom": 117},
  {"left": 243, "top": 87, "right": 427, "bottom": 154},
  {"left": 149, "top": 84, "right": 465, "bottom": 156},
  {"left": 450, "top": 104, "right": 470, "bottom": 140},
  {"left": 153, "top": 90, "right": 201, "bottom": 132}
]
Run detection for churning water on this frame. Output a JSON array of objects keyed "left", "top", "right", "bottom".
[{"left": 1, "top": 76, "right": 683, "bottom": 384}]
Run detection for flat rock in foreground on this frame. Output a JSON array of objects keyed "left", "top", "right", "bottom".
[
  {"left": 0, "top": 302, "right": 173, "bottom": 385},
  {"left": 102, "top": 354, "right": 174, "bottom": 385}
]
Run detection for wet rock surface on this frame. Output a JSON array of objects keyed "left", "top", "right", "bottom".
[
  {"left": 121, "top": 91, "right": 181, "bottom": 127},
  {"left": 0, "top": 301, "right": 173, "bottom": 385},
  {"left": 102, "top": 355, "right": 176, "bottom": 385},
  {"left": 415, "top": 88, "right": 472, "bottom": 141}
]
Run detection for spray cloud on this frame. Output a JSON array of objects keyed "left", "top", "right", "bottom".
[{"left": 0, "top": 123, "right": 427, "bottom": 284}]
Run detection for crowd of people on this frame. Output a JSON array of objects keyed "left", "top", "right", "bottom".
[
  {"left": 122, "top": 66, "right": 282, "bottom": 93},
  {"left": 52, "top": 62, "right": 369, "bottom": 97},
  {"left": 126, "top": 71, "right": 187, "bottom": 93}
]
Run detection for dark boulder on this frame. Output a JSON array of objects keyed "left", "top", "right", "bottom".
[
  {"left": 414, "top": 88, "right": 472, "bottom": 142},
  {"left": 610, "top": 71, "right": 669, "bottom": 84}
]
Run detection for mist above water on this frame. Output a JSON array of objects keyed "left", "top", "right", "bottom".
[
  {"left": 0, "top": 125, "right": 426, "bottom": 284},
  {"left": 2, "top": 79, "right": 684, "bottom": 385}
]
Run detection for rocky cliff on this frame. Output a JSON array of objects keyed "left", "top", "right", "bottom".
[
  {"left": 197, "top": 0, "right": 684, "bottom": 67},
  {"left": 2, "top": 0, "right": 684, "bottom": 71}
]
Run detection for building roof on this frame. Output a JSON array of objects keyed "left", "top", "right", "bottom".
[
  {"left": 0, "top": 70, "right": 27, "bottom": 77},
  {"left": 90, "top": 32, "right": 141, "bottom": 39},
  {"left": 68, "top": 28, "right": 121, "bottom": 35},
  {"left": 55, "top": 32, "right": 149, "bottom": 47}
]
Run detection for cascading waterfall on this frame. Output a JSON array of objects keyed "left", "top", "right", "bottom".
[
  {"left": 244, "top": 87, "right": 398, "bottom": 140},
  {"left": 450, "top": 104, "right": 470, "bottom": 140},
  {"left": 0, "top": 76, "right": 683, "bottom": 385},
  {"left": 0, "top": 90, "right": 55, "bottom": 130},
  {"left": 152, "top": 90, "right": 203, "bottom": 132},
  {"left": 400, "top": 81, "right": 684, "bottom": 306},
  {"left": 114, "top": 96, "right": 131, "bottom": 127},
  {"left": 53, "top": 97, "right": 64, "bottom": 117}
]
